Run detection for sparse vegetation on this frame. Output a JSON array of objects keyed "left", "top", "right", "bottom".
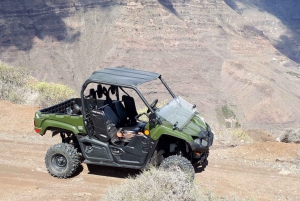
[
  {"left": 0, "top": 62, "right": 75, "bottom": 106},
  {"left": 221, "top": 105, "right": 242, "bottom": 129},
  {"left": 215, "top": 129, "right": 253, "bottom": 145},
  {"left": 235, "top": 121, "right": 242, "bottom": 128},
  {"left": 231, "top": 129, "right": 252, "bottom": 142},
  {"left": 222, "top": 105, "right": 236, "bottom": 119},
  {"left": 287, "top": 71, "right": 300, "bottom": 78}
]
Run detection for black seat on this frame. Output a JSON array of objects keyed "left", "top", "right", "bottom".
[
  {"left": 86, "top": 88, "right": 97, "bottom": 109},
  {"left": 102, "top": 105, "right": 141, "bottom": 134},
  {"left": 103, "top": 105, "right": 119, "bottom": 127},
  {"left": 112, "top": 100, "right": 146, "bottom": 129},
  {"left": 112, "top": 100, "right": 127, "bottom": 126},
  {"left": 122, "top": 95, "right": 138, "bottom": 123}
]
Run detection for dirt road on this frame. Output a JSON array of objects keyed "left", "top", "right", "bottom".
[{"left": 0, "top": 100, "right": 299, "bottom": 200}]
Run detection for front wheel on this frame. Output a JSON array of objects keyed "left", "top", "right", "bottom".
[
  {"left": 45, "top": 143, "right": 81, "bottom": 178},
  {"left": 159, "top": 155, "right": 195, "bottom": 180}
]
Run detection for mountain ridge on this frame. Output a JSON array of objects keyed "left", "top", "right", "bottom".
[{"left": 0, "top": 0, "right": 299, "bottom": 130}]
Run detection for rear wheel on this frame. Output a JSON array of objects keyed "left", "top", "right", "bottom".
[
  {"left": 159, "top": 155, "right": 195, "bottom": 180},
  {"left": 45, "top": 143, "right": 81, "bottom": 178}
]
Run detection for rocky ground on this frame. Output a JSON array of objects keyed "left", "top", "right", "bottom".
[{"left": 0, "top": 100, "right": 299, "bottom": 201}]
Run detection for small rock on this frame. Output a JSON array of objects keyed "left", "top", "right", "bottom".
[
  {"left": 72, "top": 178, "right": 84, "bottom": 182},
  {"left": 279, "top": 170, "right": 290, "bottom": 175}
]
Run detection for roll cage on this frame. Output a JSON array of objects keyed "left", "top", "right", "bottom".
[{"left": 80, "top": 67, "right": 176, "bottom": 132}]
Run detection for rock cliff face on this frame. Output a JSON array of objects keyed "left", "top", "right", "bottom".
[{"left": 0, "top": 0, "right": 300, "bottom": 130}]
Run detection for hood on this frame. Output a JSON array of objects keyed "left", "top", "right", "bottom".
[{"left": 181, "top": 113, "right": 207, "bottom": 137}]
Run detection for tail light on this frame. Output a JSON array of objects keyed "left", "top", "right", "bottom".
[{"left": 34, "top": 120, "right": 40, "bottom": 133}]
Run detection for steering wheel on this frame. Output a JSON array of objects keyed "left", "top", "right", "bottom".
[{"left": 147, "top": 99, "right": 158, "bottom": 113}]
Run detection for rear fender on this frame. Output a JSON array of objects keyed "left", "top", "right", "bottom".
[{"left": 39, "top": 120, "right": 80, "bottom": 135}]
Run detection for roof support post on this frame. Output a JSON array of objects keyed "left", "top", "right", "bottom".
[
  {"left": 159, "top": 76, "right": 176, "bottom": 98},
  {"left": 133, "top": 87, "right": 155, "bottom": 114}
]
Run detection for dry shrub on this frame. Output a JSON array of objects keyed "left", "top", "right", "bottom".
[
  {"left": 102, "top": 167, "right": 206, "bottom": 201},
  {"left": 0, "top": 62, "right": 76, "bottom": 106},
  {"left": 280, "top": 129, "right": 300, "bottom": 144},
  {"left": 102, "top": 167, "right": 250, "bottom": 201},
  {"left": 29, "top": 81, "right": 75, "bottom": 107},
  {"left": 0, "top": 63, "right": 29, "bottom": 103}
]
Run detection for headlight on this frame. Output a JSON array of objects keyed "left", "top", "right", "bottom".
[
  {"left": 202, "top": 138, "right": 208, "bottom": 146},
  {"left": 194, "top": 138, "right": 201, "bottom": 144},
  {"left": 194, "top": 137, "right": 208, "bottom": 146}
]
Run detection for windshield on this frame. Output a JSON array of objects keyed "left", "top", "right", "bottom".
[
  {"left": 135, "top": 77, "right": 174, "bottom": 112},
  {"left": 156, "top": 96, "right": 197, "bottom": 130}
]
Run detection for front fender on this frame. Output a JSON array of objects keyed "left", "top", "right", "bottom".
[{"left": 148, "top": 122, "right": 194, "bottom": 143}]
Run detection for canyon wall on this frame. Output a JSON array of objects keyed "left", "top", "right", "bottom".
[{"left": 1, "top": 0, "right": 299, "bottom": 130}]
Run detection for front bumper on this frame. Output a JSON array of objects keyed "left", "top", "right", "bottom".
[
  {"left": 189, "top": 127, "right": 214, "bottom": 152},
  {"left": 189, "top": 142, "right": 209, "bottom": 152}
]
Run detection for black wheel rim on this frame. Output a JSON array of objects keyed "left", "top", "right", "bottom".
[{"left": 51, "top": 154, "right": 67, "bottom": 171}]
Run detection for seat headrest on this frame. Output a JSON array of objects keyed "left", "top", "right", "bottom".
[
  {"left": 103, "top": 87, "right": 108, "bottom": 96},
  {"left": 89, "top": 88, "right": 96, "bottom": 99},
  {"left": 97, "top": 84, "right": 103, "bottom": 98},
  {"left": 111, "top": 85, "right": 116, "bottom": 95}
]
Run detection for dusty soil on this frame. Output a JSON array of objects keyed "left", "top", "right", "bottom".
[{"left": 0, "top": 100, "right": 300, "bottom": 201}]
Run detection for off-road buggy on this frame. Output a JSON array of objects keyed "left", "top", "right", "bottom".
[{"left": 34, "top": 67, "right": 214, "bottom": 178}]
